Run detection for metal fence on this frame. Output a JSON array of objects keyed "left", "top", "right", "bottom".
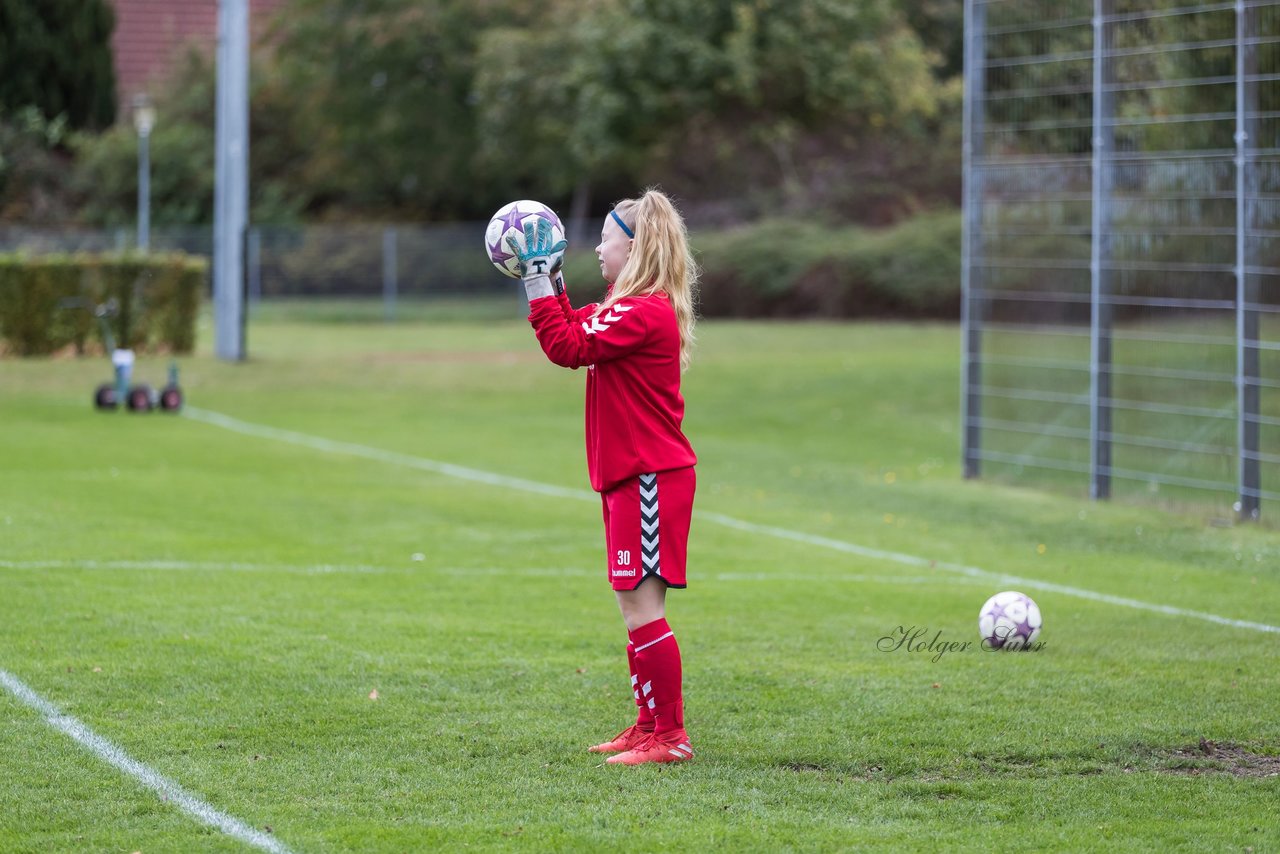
[
  {"left": 962, "top": 0, "right": 1280, "bottom": 517},
  {"left": 0, "top": 220, "right": 597, "bottom": 316}
]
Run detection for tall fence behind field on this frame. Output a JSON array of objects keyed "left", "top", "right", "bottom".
[
  {"left": 0, "top": 221, "right": 590, "bottom": 313},
  {"left": 963, "top": 0, "right": 1280, "bottom": 518}
]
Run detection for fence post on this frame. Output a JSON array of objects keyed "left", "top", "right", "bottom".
[
  {"left": 383, "top": 227, "right": 398, "bottom": 322},
  {"left": 1237, "top": 0, "right": 1260, "bottom": 520},
  {"left": 1089, "top": 0, "right": 1114, "bottom": 500},
  {"left": 961, "top": 0, "right": 986, "bottom": 480}
]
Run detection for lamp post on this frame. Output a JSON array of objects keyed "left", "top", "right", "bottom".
[
  {"left": 214, "top": 0, "right": 249, "bottom": 360},
  {"left": 132, "top": 93, "right": 155, "bottom": 252}
]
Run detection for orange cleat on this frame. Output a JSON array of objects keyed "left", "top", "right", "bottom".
[
  {"left": 604, "top": 730, "right": 694, "bottom": 765},
  {"left": 588, "top": 724, "right": 654, "bottom": 754}
]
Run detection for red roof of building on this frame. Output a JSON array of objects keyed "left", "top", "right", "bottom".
[{"left": 108, "top": 0, "right": 287, "bottom": 106}]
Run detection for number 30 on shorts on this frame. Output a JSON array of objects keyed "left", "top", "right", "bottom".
[{"left": 616, "top": 550, "right": 631, "bottom": 566}]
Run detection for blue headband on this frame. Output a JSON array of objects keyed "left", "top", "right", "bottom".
[{"left": 610, "top": 209, "right": 634, "bottom": 239}]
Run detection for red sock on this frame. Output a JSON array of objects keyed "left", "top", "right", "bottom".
[
  {"left": 626, "top": 641, "right": 655, "bottom": 731},
  {"left": 628, "top": 617, "right": 684, "bottom": 737}
]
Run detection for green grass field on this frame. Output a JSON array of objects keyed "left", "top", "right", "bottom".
[{"left": 2, "top": 303, "right": 1278, "bottom": 852}]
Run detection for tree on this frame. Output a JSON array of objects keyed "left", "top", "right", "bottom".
[
  {"left": 900, "top": 0, "right": 964, "bottom": 80},
  {"left": 269, "top": 0, "right": 509, "bottom": 220},
  {"left": 57, "top": 0, "right": 960, "bottom": 227},
  {"left": 0, "top": 108, "right": 77, "bottom": 223},
  {"left": 475, "top": 0, "right": 946, "bottom": 223},
  {"left": 71, "top": 48, "right": 308, "bottom": 227},
  {"left": 0, "top": 0, "right": 117, "bottom": 130}
]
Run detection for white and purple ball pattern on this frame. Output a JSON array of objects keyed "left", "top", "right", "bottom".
[
  {"left": 485, "top": 199, "right": 565, "bottom": 279},
  {"left": 978, "top": 590, "right": 1042, "bottom": 650}
]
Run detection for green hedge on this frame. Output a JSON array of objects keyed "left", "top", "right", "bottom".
[
  {"left": 558, "top": 210, "right": 961, "bottom": 319},
  {"left": 694, "top": 211, "right": 961, "bottom": 319},
  {"left": 0, "top": 253, "right": 206, "bottom": 356}
]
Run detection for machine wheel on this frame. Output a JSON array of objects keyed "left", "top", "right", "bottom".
[
  {"left": 94, "top": 383, "right": 119, "bottom": 410},
  {"left": 159, "top": 385, "right": 183, "bottom": 412},
  {"left": 126, "top": 384, "right": 154, "bottom": 412}
]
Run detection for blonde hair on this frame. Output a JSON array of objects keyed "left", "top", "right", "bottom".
[{"left": 597, "top": 189, "right": 698, "bottom": 372}]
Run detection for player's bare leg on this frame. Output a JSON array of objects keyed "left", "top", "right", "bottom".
[{"left": 614, "top": 575, "right": 667, "bottom": 630}]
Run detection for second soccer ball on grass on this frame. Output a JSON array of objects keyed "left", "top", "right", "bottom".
[{"left": 978, "top": 591, "right": 1043, "bottom": 650}]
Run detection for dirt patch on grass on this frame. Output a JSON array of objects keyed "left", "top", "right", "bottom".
[
  {"left": 1162, "top": 738, "right": 1280, "bottom": 778},
  {"left": 771, "top": 741, "right": 1279, "bottom": 782},
  {"left": 781, "top": 762, "right": 832, "bottom": 773}
]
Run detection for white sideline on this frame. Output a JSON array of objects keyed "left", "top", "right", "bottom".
[
  {"left": 185, "top": 406, "right": 594, "bottom": 502},
  {"left": 697, "top": 513, "right": 1280, "bottom": 634},
  {"left": 182, "top": 407, "right": 1280, "bottom": 635},
  {"left": 0, "top": 559, "right": 958, "bottom": 587},
  {"left": 0, "top": 559, "right": 379, "bottom": 574},
  {"left": 0, "top": 669, "right": 293, "bottom": 854}
]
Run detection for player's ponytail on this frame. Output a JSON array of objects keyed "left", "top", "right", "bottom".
[{"left": 599, "top": 189, "right": 698, "bottom": 372}]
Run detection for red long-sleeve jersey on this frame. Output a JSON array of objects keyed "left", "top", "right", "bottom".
[{"left": 528, "top": 287, "right": 697, "bottom": 493}]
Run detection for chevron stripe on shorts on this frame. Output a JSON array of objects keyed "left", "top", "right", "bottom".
[{"left": 639, "top": 473, "right": 660, "bottom": 578}]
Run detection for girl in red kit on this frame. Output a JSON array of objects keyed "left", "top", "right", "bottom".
[{"left": 507, "top": 189, "right": 698, "bottom": 765}]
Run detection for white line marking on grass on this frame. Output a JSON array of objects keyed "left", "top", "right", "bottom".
[
  {"left": 698, "top": 513, "right": 1280, "bottom": 635},
  {"left": 435, "top": 567, "right": 961, "bottom": 586},
  {"left": 712, "top": 571, "right": 970, "bottom": 585},
  {"left": 183, "top": 407, "right": 1280, "bottom": 635},
  {"left": 1, "top": 561, "right": 957, "bottom": 588},
  {"left": 0, "top": 559, "right": 379, "bottom": 575},
  {"left": 0, "top": 669, "right": 293, "bottom": 854},
  {"left": 184, "top": 406, "right": 595, "bottom": 503}
]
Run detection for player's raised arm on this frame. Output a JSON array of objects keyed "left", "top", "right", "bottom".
[
  {"left": 504, "top": 214, "right": 648, "bottom": 369},
  {"left": 527, "top": 293, "right": 648, "bottom": 369},
  {"left": 552, "top": 272, "right": 600, "bottom": 323}
]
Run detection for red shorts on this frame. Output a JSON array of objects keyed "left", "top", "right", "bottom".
[{"left": 601, "top": 467, "right": 695, "bottom": 590}]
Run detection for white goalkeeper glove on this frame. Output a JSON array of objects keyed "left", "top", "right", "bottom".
[{"left": 506, "top": 218, "right": 568, "bottom": 301}]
